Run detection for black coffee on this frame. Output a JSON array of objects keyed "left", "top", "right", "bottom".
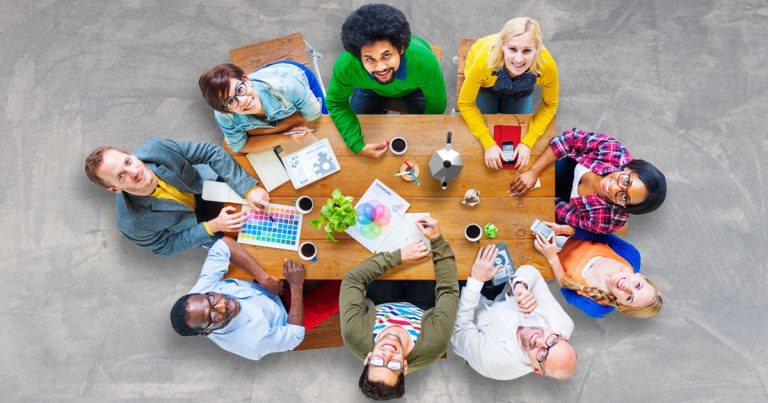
[
  {"left": 465, "top": 225, "right": 481, "bottom": 239},
  {"left": 391, "top": 138, "right": 407, "bottom": 152},
  {"left": 298, "top": 197, "right": 313, "bottom": 211},
  {"left": 301, "top": 243, "right": 316, "bottom": 257}
]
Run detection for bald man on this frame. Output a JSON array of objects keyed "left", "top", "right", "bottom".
[{"left": 452, "top": 245, "right": 577, "bottom": 380}]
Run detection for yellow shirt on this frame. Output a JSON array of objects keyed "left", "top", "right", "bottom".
[
  {"left": 458, "top": 34, "right": 559, "bottom": 149},
  {"left": 149, "top": 178, "right": 214, "bottom": 236}
]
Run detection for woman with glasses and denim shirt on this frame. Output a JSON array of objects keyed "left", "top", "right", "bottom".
[
  {"left": 531, "top": 224, "right": 663, "bottom": 319},
  {"left": 509, "top": 127, "right": 667, "bottom": 234},
  {"left": 199, "top": 61, "right": 327, "bottom": 153}
]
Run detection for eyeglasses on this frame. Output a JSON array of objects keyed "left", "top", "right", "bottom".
[
  {"left": 614, "top": 172, "right": 634, "bottom": 208},
  {"left": 368, "top": 356, "right": 403, "bottom": 373},
  {"left": 223, "top": 79, "right": 248, "bottom": 111},
  {"left": 200, "top": 293, "right": 227, "bottom": 333},
  {"left": 535, "top": 333, "right": 567, "bottom": 374}
]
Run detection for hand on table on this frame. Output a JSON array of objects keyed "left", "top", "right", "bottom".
[
  {"left": 414, "top": 216, "right": 441, "bottom": 241},
  {"left": 207, "top": 206, "right": 247, "bottom": 233},
  {"left": 283, "top": 259, "right": 306, "bottom": 287},
  {"left": 508, "top": 170, "right": 539, "bottom": 196},
  {"left": 358, "top": 141, "right": 388, "bottom": 158},
  {"left": 484, "top": 145, "right": 504, "bottom": 170},
  {"left": 400, "top": 239, "right": 431, "bottom": 264},
  {"left": 511, "top": 144, "right": 531, "bottom": 170},
  {"left": 246, "top": 187, "right": 271, "bottom": 210},
  {"left": 469, "top": 244, "right": 501, "bottom": 283}
]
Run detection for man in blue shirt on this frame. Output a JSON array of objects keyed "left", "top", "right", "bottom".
[{"left": 169, "top": 237, "right": 306, "bottom": 360}]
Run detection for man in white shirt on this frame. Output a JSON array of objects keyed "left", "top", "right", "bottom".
[{"left": 452, "top": 245, "right": 577, "bottom": 380}]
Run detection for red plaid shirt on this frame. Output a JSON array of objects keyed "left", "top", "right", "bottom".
[{"left": 550, "top": 128, "right": 633, "bottom": 234}]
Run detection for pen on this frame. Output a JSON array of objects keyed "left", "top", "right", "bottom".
[
  {"left": 256, "top": 204, "right": 275, "bottom": 222},
  {"left": 419, "top": 222, "right": 436, "bottom": 228},
  {"left": 282, "top": 129, "right": 315, "bottom": 135},
  {"left": 394, "top": 171, "right": 410, "bottom": 177},
  {"left": 407, "top": 168, "right": 421, "bottom": 186}
]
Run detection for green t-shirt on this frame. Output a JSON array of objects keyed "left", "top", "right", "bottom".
[{"left": 326, "top": 36, "right": 447, "bottom": 153}]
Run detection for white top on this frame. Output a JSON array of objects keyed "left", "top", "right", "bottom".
[{"left": 571, "top": 163, "right": 591, "bottom": 199}]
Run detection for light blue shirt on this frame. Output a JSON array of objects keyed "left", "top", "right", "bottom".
[
  {"left": 214, "top": 62, "right": 322, "bottom": 152},
  {"left": 189, "top": 240, "right": 305, "bottom": 360}
]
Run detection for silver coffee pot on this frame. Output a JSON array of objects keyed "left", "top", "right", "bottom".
[{"left": 429, "top": 132, "right": 463, "bottom": 189}]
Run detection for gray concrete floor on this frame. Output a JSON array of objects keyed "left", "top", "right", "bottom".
[{"left": 1, "top": 0, "right": 766, "bottom": 401}]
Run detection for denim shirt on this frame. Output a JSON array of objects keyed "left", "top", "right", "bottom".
[{"left": 214, "top": 63, "right": 322, "bottom": 152}]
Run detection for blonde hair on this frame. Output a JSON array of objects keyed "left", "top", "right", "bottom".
[
  {"left": 487, "top": 17, "right": 544, "bottom": 75},
  {"left": 560, "top": 275, "right": 663, "bottom": 319}
]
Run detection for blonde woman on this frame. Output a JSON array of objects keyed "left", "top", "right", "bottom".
[
  {"left": 458, "top": 17, "right": 558, "bottom": 170},
  {"left": 533, "top": 225, "right": 663, "bottom": 318}
]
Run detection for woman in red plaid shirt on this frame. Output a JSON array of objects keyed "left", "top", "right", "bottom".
[{"left": 509, "top": 128, "right": 666, "bottom": 234}]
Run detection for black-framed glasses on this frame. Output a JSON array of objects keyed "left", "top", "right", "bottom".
[
  {"left": 223, "top": 79, "right": 248, "bottom": 111},
  {"left": 368, "top": 356, "right": 403, "bottom": 372},
  {"left": 200, "top": 293, "right": 225, "bottom": 333},
  {"left": 614, "top": 172, "right": 633, "bottom": 208},
  {"left": 535, "top": 333, "right": 567, "bottom": 374}
]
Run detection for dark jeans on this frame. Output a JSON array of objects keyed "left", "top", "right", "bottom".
[
  {"left": 262, "top": 60, "right": 328, "bottom": 114},
  {"left": 366, "top": 280, "right": 435, "bottom": 311},
  {"left": 350, "top": 88, "right": 425, "bottom": 114},
  {"left": 555, "top": 157, "right": 578, "bottom": 201}
]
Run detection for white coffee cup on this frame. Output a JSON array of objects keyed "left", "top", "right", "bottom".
[
  {"left": 464, "top": 223, "right": 483, "bottom": 242},
  {"left": 298, "top": 242, "right": 317, "bottom": 262},
  {"left": 389, "top": 136, "right": 408, "bottom": 155},
  {"left": 295, "top": 195, "right": 314, "bottom": 214}
]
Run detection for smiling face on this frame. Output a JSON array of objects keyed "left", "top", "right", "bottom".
[
  {"left": 184, "top": 293, "right": 241, "bottom": 335},
  {"left": 517, "top": 327, "right": 576, "bottom": 378},
  {"left": 95, "top": 149, "right": 157, "bottom": 196},
  {"left": 502, "top": 33, "right": 537, "bottom": 77},
  {"left": 359, "top": 40, "right": 402, "bottom": 84},
  {"left": 607, "top": 271, "right": 657, "bottom": 308},
  {"left": 600, "top": 169, "right": 649, "bottom": 207},
  {"left": 364, "top": 333, "right": 408, "bottom": 386},
  {"left": 222, "top": 76, "right": 263, "bottom": 115}
]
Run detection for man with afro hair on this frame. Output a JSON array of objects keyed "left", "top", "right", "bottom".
[{"left": 326, "top": 4, "right": 446, "bottom": 158}]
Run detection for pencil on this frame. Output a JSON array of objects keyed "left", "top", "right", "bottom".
[{"left": 282, "top": 129, "right": 315, "bottom": 135}]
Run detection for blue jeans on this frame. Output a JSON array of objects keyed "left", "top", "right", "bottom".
[
  {"left": 262, "top": 60, "right": 328, "bottom": 114},
  {"left": 555, "top": 158, "right": 578, "bottom": 201},
  {"left": 350, "top": 88, "right": 425, "bottom": 114},
  {"left": 365, "top": 280, "right": 436, "bottom": 311},
  {"left": 476, "top": 88, "right": 533, "bottom": 114}
]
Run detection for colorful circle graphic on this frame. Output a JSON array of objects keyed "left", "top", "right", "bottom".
[{"left": 356, "top": 200, "right": 392, "bottom": 239}]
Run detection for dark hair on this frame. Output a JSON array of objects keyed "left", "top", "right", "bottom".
[
  {"left": 341, "top": 4, "right": 411, "bottom": 59},
  {"left": 198, "top": 63, "right": 247, "bottom": 113},
  {"left": 170, "top": 294, "right": 202, "bottom": 336},
  {"left": 84, "top": 146, "right": 129, "bottom": 187},
  {"left": 358, "top": 365, "right": 405, "bottom": 400},
  {"left": 623, "top": 159, "right": 667, "bottom": 215}
]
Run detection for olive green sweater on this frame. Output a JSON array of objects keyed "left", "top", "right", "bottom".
[{"left": 339, "top": 236, "right": 459, "bottom": 372}]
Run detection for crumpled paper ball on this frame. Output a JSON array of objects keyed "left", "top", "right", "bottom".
[
  {"left": 485, "top": 223, "right": 498, "bottom": 239},
  {"left": 461, "top": 189, "right": 480, "bottom": 207}
]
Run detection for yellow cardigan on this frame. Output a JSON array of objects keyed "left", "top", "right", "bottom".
[{"left": 458, "top": 34, "right": 559, "bottom": 149}]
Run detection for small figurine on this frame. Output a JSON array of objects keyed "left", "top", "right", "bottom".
[
  {"left": 462, "top": 189, "right": 480, "bottom": 207},
  {"left": 484, "top": 223, "right": 498, "bottom": 239}
]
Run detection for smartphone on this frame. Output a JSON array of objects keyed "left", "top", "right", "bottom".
[
  {"left": 530, "top": 219, "right": 555, "bottom": 241},
  {"left": 501, "top": 141, "right": 516, "bottom": 165}
]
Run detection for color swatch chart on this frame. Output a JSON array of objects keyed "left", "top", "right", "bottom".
[{"left": 237, "top": 204, "right": 303, "bottom": 251}]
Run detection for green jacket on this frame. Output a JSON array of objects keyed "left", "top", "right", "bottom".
[
  {"left": 326, "top": 35, "right": 447, "bottom": 153},
  {"left": 339, "top": 236, "right": 459, "bottom": 372}
]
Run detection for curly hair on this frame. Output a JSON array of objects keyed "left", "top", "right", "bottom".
[
  {"left": 560, "top": 276, "right": 663, "bottom": 318},
  {"left": 84, "top": 146, "right": 129, "bottom": 187},
  {"left": 170, "top": 294, "right": 202, "bottom": 336},
  {"left": 341, "top": 4, "right": 411, "bottom": 59},
  {"left": 622, "top": 159, "right": 667, "bottom": 215},
  {"left": 198, "top": 63, "right": 247, "bottom": 113},
  {"left": 358, "top": 364, "right": 405, "bottom": 400}
]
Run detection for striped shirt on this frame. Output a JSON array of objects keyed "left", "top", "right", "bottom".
[{"left": 373, "top": 302, "right": 425, "bottom": 344}]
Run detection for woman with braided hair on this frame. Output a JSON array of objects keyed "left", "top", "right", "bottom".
[{"left": 532, "top": 223, "right": 663, "bottom": 318}]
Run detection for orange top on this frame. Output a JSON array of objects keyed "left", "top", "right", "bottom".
[{"left": 558, "top": 239, "right": 631, "bottom": 299}]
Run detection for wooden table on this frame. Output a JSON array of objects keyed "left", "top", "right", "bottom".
[{"left": 224, "top": 114, "right": 557, "bottom": 281}]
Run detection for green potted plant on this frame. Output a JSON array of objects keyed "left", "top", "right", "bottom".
[{"left": 309, "top": 188, "right": 358, "bottom": 242}]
